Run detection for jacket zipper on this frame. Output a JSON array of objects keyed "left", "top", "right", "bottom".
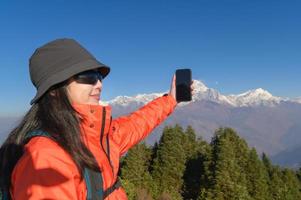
[{"left": 100, "top": 107, "right": 114, "bottom": 175}]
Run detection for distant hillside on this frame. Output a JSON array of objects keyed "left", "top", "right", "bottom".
[{"left": 271, "top": 144, "right": 301, "bottom": 168}]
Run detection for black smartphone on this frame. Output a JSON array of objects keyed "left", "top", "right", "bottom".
[{"left": 176, "top": 69, "right": 192, "bottom": 102}]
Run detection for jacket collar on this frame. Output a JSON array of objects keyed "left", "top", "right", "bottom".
[{"left": 72, "top": 103, "right": 112, "bottom": 145}]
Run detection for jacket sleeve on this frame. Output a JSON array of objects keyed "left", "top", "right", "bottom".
[
  {"left": 111, "top": 94, "right": 177, "bottom": 155},
  {"left": 11, "top": 148, "right": 79, "bottom": 200}
]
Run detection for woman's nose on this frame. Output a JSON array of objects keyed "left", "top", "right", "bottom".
[{"left": 94, "top": 79, "right": 102, "bottom": 89}]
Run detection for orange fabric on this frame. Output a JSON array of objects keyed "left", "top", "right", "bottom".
[{"left": 11, "top": 94, "right": 177, "bottom": 200}]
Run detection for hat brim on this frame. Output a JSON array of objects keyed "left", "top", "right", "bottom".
[{"left": 30, "top": 59, "right": 110, "bottom": 105}]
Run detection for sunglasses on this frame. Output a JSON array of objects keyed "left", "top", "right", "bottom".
[{"left": 74, "top": 70, "right": 103, "bottom": 85}]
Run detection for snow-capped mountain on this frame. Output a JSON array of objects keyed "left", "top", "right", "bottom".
[
  {"left": 106, "top": 80, "right": 291, "bottom": 107},
  {"left": 227, "top": 88, "right": 284, "bottom": 107},
  {"left": 190, "top": 80, "right": 235, "bottom": 106},
  {"left": 109, "top": 93, "right": 164, "bottom": 106}
]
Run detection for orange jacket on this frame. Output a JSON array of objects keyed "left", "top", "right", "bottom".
[{"left": 11, "top": 94, "right": 177, "bottom": 200}]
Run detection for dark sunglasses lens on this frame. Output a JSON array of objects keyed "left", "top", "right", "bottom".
[{"left": 74, "top": 71, "right": 103, "bottom": 85}]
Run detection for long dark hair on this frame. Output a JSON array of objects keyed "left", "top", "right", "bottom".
[{"left": 0, "top": 82, "right": 99, "bottom": 189}]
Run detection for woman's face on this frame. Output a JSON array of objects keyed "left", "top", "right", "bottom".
[{"left": 66, "top": 71, "right": 103, "bottom": 105}]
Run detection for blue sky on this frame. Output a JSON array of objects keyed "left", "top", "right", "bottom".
[{"left": 0, "top": 0, "right": 300, "bottom": 116}]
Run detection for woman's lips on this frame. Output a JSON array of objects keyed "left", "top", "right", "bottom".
[{"left": 90, "top": 95, "right": 100, "bottom": 100}]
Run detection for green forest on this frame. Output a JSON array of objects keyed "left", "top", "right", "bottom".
[{"left": 119, "top": 125, "right": 301, "bottom": 200}]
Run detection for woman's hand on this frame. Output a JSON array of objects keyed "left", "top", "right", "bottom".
[{"left": 169, "top": 74, "right": 195, "bottom": 103}]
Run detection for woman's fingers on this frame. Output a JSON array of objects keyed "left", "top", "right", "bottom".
[
  {"left": 169, "top": 74, "right": 176, "bottom": 101},
  {"left": 191, "top": 80, "right": 196, "bottom": 96}
]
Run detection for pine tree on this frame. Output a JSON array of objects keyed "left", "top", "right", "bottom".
[
  {"left": 262, "top": 152, "right": 272, "bottom": 172},
  {"left": 280, "top": 168, "right": 301, "bottom": 200},
  {"left": 182, "top": 126, "right": 196, "bottom": 157},
  {"left": 297, "top": 167, "right": 301, "bottom": 183},
  {"left": 201, "top": 128, "right": 251, "bottom": 200},
  {"left": 121, "top": 143, "right": 153, "bottom": 198},
  {"left": 151, "top": 125, "right": 187, "bottom": 199},
  {"left": 270, "top": 166, "right": 288, "bottom": 200},
  {"left": 262, "top": 154, "right": 285, "bottom": 199},
  {"left": 262, "top": 153, "right": 301, "bottom": 199},
  {"left": 182, "top": 126, "right": 211, "bottom": 200},
  {"left": 245, "top": 148, "right": 269, "bottom": 200},
  {"left": 120, "top": 178, "right": 136, "bottom": 200}
]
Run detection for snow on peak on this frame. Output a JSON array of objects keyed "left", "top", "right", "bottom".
[
  {"left": 192, "top": 80, "right": 208, "bottom": 93},
  {"left": 191, "top": 80, "right": 235, "bottom": 106},
  {"left": 248, "top": 88, "right": 274, "bottom": 98},
  {"left": 108, "top": 92, "right": 164, "bottom": 106},
  {"left": 228, "top": 88, "right": 282, "bottom": 107},
  {"left": 237, "top": 88, "right": 273, "bottom": 98},
  {"left": 134, "top": 93, "right": 164, "bottom": 103}
]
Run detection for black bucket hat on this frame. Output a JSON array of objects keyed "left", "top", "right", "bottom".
[{"left": 29, "top": 38, "right": 110, "bottom": 105}]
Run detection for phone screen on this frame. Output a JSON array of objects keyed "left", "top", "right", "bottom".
[{"left": 176, "top": 69, "right": 192, "bottom": 102}]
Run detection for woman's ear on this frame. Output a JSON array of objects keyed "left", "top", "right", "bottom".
[{"left": 49, "top": 90, "right": 57, "bottom": 96}]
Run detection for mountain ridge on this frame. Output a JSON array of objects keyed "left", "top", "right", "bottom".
[{"left": 106, "top": 80, "right": 295, "bottom": 107}]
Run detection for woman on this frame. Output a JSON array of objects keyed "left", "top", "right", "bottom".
[{"left": 0, "top": 38, "right": 181, "bottom": 199}]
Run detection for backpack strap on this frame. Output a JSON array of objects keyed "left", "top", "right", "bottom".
[
  {"left": 84, "top": 168, "right": 104, "bottom": 200},
  {"left": 25, "top": 130, "right": 52, "bottom": 140},
  {"left": 103, "top": 179, "right": 122, "bottom": 199},
  {"left": 0, "top": 188, "right": 9, "bottom": 200}
]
